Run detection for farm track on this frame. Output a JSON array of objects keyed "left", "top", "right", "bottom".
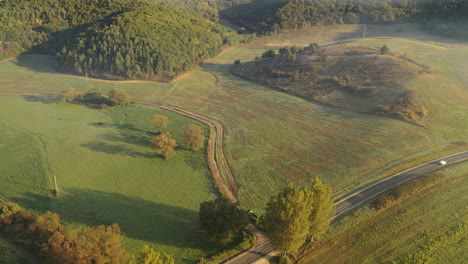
[{"left": 135, "top": 100, "right": 239, "bottom": 203}]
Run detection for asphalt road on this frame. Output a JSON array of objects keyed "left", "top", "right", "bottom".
[
  {"left": 333, "top": 151, "right": 468, "bottom": 218},
  {"left": 225, "top": 150, "right": 468, "bottom": 264}
]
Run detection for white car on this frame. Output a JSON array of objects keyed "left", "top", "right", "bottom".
[{"left": 439, "top": 160, "right": 447, "bottom": 165}]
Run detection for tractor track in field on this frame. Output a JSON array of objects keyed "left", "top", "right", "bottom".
[{"left": 135, "top": 100, "right": 239, "bottom": 203}]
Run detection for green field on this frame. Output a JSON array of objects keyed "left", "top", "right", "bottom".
[
  {"left": 0, "top": 26, "right": 467, "bottom": 261},
  {"left": 0, "top": 236, "right": 32, "bottom": 264},
  {"left": 0, "top": 96, "right": 219, "bottom": 263},
  {"left": 298, "top": 162, "right": 468, "bottom": 264},
  {"left": 1, "top": 33, "right": 466, "bottom": 212}
]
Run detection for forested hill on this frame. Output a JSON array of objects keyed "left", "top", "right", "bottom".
[
  {"left": 0, "top": 0, "right": 240, "bottom": 80},
  {"left": 220, "top": 0, "right": 468, "bottom": 34}
]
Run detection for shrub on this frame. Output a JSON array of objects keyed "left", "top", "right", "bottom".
[
  {"left": 279, "top": 255, "right": 292, "bottom": 264},
  {"left": 381, "top": 45, "right": 390, "bottom": 55}
]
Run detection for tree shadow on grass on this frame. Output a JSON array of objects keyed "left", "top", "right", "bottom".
[
  {"left": 101, "top": 132, "right": 152, "bottom": 149},
  {"left": 15, "top": 55, "right": 58, "bottom": 74},
  {"left": 12, "top": 189, "right": 215, "bottom": 250},
  {"left": 22, "top": 94, "right": 58, "bottom": 104},
  {"left": 81, "top": 141, "right": 160, "bottom": 159}
]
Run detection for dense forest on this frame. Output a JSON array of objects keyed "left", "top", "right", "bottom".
[
  {"left": 0, "top": 0, "right": 241, "bottom": 79},
  {"left": 220, "top": 0, "right": 468, "bottom": 33}
]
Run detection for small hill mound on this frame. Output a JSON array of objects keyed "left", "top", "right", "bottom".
[{"left": 231, "top": 45, "right": 430, "bottom": 122}]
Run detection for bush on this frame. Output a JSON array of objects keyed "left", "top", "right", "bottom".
[
  {"left": 279, "top": 255, "right": 292, "bottom": 264},
  {"left": 381, "top": 45, "right": 390, "bottom": 55},
  {"left": 262, "top": 49, "right": 277, "bottom": 59},
  {"left": 234, "top": 59, "right": 241, "bottom": 64}
]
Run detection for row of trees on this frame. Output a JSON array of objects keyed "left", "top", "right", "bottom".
[
  {"left": 59, "top": 87, "right": 131, "bottom": 106},
  {"left": 199, "top": 177, "right": 334, "bottom": 258},
  {"left": 0, "top": 200, "right": 174, "bottom": 264},
  {"left": 254, "top": 43, "right": 320, "bottom": 63},
  {"left": 149, "top": 115, "right": 206, "bottom": 160}
]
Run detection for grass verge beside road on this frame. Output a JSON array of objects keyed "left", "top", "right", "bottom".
[{"left": 298, "top": 162, "right": 468, "bottom": 264}]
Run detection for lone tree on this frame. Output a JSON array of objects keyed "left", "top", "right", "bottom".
[
  {"left": 108, "top": 88, "right": 130, "bottom": 106},
  {"left": 199, "top": 197, "right": 248, "bottom": 242},
  {"left": 180, "top": 124, "right": 205, "bottom": 151},
  {"left": 59, "top": 87, "right": 75, "bottom": 102},
  {"left": 151, "top": 115, "right": 169, "bottom": 132},
  {"left": 264, "top": 179, "right": 334, "bottom": 256},
  {"left": 380, "top": 45, "right": 390, "bottom": 55},
  {"left": 150, "top": 132, "right": 177, "bottom": 160}
]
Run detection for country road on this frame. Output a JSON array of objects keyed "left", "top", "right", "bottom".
[
  {"left": 224, "top": 150, "right": 468, "bottom": 264},
  {"left": 137, "top": 99, "right": 467, "bottom": 264}
]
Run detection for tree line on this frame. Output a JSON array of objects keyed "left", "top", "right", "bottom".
[
  {"left": 220, "top": 0, "right": 468, "bottom": 34},
  {"left": 59, "top": 87, "right": 131, "bottom": 106},
  {"left": 0, "top": 200, "right": 174, "bottom": 264},
  {"left": 0, "top": 0, "right": 241, "bottom": 79}
]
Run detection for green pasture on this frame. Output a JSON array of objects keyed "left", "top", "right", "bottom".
[
  {"left": 0, "top": 236, "right": 31, "bottom": 264},
  {"left": 0, "top": 97, "right": 218, "bottom": 263},
  {"left": 0, "top": 26, "right": 466, "bottom": 213},
  {"left": 299, "top": 162, "right": 468, "bottom": 264}
]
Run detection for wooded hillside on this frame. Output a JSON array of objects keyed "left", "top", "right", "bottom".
[
  {"left": 0, "top": 0, "right": 240, "bottom": 79},
  {"left": 220, "top": 0, "right": 468, "bottom": 33}
]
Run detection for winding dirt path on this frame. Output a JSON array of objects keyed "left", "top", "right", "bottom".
[{"left": 135, "top": 100, "right": 239, "bottom": 203}]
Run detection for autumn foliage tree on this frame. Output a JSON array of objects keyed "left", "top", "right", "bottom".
[
  {"left": 129, "top": 245, "right": 175, "bottom": 264},
  {"left": 44, "top": 224, "right": 128, "bottom": 264},
  {"left": 180, "top": 124, "right": 205, "bottom": 151},
  {"left": 0, "top": 200, "right": 128, "bottom": 264},
  {"left": 59, "top": 87, "right": 75, "bottom": 102},
  {"left": 108, "top": 88, "right": 130, "bottom": 106},
  {"left": 151, "top": 115, "right": 169, "bottom": 132},
  {"left": 150, "top": 132, "right": 177, "bottom": 160}
]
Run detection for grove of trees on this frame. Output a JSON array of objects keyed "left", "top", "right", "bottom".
[
  {"left": 59, "top": 86, "right": 131, "bottom": 106},
  {"left": 0, "top": 200, "right": 176, "bottom": 264},
  {"left": 264, "top": 178, "right": 334, "bottom": 256}
]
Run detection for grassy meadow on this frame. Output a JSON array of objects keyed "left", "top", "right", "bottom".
[
  {"left": 298, "top": 162, "right": 468, "bottom": 264},
  {"left": 0, "top": 96, "right": 219, "bottom": 263},
  {"left": 1, "top": 33, "right": 465, "bottom": 212},
  {"left": 0, "top": 24, "right": 466, "bottom": 245},
  {"left": 0, "top": 236, "right": 31, "bottom": 264}
]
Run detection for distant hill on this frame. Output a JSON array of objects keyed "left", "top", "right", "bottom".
[
  {"left": 220, "top": 0, "right": 468, "bottom": 34},
  {"left": 231, "top": 45, "right": 430, "bottom": 122},
  {"left": 0, "top": 0, "right": 241, "bottom": 80}
]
